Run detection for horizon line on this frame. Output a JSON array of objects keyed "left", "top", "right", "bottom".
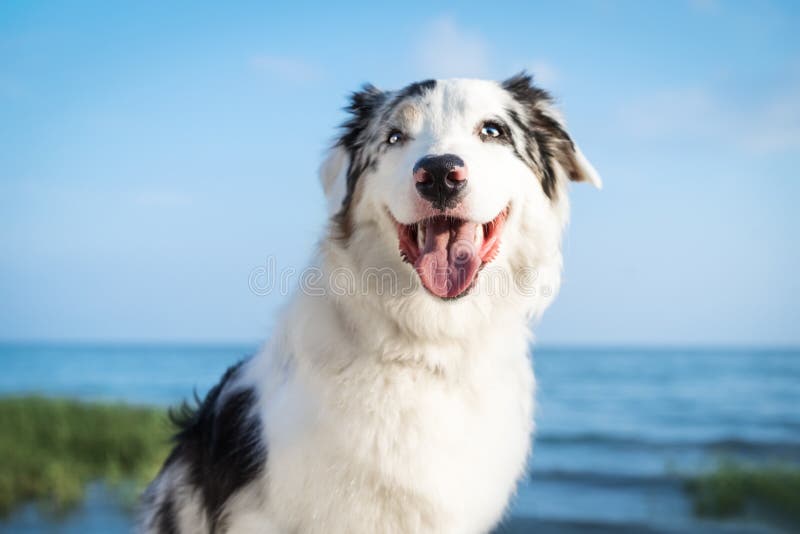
[{"left": 0, "top": 338, "right": 798, "bottom": 352}]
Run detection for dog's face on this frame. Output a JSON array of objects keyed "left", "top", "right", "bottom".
[{"left": 322, "top": 74, "right": 600, "bottom": 305}]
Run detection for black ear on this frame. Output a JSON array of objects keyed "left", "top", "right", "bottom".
[
  {"left": 330, "top": 84, "right": 387, "bottom": 240},
  {"left": 337, "top": 83, "right": 387, "bottom": 194},
  {"left": 502, "top": 72, "right": 601, "bottom": 193},
  {"left": 339, "top": 84, "right": 386, "bottom": 151}
]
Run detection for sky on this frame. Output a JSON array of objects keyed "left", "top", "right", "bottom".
[{"left": 0, "top": 1, "right": 798, "bottom": 346}]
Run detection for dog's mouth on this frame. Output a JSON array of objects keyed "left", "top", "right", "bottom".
[{"left": 395, "top": 207, "right": 509, "bottom": 299}]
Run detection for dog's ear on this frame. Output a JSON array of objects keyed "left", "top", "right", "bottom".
[
  {"left": 502, "top": 72, "right": 602, "bottom": 191},
  {"left": 321, "top": 84, "right": 387, "bottom": 215},
  {"left": 551, "top": 135, "right": 602, "bottom": 189},
  {"left": 341, "top": 84, "right": 385, "bottom": 143},
  {"left": 319, "top": 145, "right": 349, "bottom": 215}
]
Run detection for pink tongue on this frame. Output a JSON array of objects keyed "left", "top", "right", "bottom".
[{"left": 414, "top": 218, "right": 482, "bottom": 298}]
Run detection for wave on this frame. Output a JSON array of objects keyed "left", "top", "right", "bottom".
[
  {"left": 535, "top": 433, "right": 800, "bottom": 457},
  {"left": 528, "top": 469, "right": 684, "bottom": 489},
  {"left": 494, "top": 516, "right": 671, "bottom": 534}
]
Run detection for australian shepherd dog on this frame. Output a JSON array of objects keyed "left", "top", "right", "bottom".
[{"left": 140, "top": 73, "right": 601, "bottom": 534}]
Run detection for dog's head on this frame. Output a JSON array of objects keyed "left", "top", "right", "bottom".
[{"left": 321, "top": 74, "right": 599, "bottom": 315}]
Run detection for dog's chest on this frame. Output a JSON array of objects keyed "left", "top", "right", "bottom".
[{"left": 263, "top": 346, "right": 534, "bottom": 534}]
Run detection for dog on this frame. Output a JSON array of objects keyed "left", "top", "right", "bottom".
[{"left": 139, "top": 73, "right": 601, "bottom": 534}]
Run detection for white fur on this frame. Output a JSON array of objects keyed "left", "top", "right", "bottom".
[{"left": 141, "top": 77, "right": 599, "bottom": 534}]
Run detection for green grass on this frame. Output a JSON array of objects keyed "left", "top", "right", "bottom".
[
  {"left": 0, "top": 396, "right": 173, "bottom": 517},
  {"left": 686, "top": 460, "right": 800, "bottom": 524},
  {"left": 3, "top": 395, "right": 800, "bottom": 528}
]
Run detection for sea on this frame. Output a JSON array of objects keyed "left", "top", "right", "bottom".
[{"left": 0, "top": 344, "right": 798, "bottom": 533}]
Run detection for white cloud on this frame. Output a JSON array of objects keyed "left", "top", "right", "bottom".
[
  {"left": 412, "top": 17, "right": 562, "bottom": 90},
  {"left": 527, "top": 59, "right": 560, "bottom": 88},
  {"left": 620, "top": 87, "right": 716, "bottom": 137},
  {"left": 250, "top": 54, "right": 321, "bottom": 83},
  {"left": 748, "top": 89, "right": 800, "bottom": 153},
  {"left": 619, "top": 83, "right": 800, "bottom": 155},
  {"left": 413, "top": 16, "right": 489, "bottom": 79}
]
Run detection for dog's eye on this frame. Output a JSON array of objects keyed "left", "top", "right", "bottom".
[
  {"left": 387, "top": 131, "right": 404, "bottom": 145},
  {"left": 480, "top": 122, "right": 504, "bottom": 139}
]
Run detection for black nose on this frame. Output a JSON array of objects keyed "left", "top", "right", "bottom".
[{"left": 413, "top": 154, "right": 468, "bottom": 210}]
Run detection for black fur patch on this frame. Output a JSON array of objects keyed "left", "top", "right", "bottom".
[
  {"left": 333, "top": 79, "right": 437, "bottom": 240},
  {"left": 165, "top": 360, "right": 265, "bottom": 533},
  {"left": 392, "top": 79, "right": 436, "bottom": 104},
  {"left": 154, "top": 494, "right": 178, "bottom": 534},
  {"left": 332, "top": 84, "right": 387, "bottom": 240},
  {"left": 502, "top": 72, "right": 580, "bottom": 199}
]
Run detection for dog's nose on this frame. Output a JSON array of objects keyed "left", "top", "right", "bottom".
[{"left": 413, "top": 154, "right": 468, "bottom": 209}]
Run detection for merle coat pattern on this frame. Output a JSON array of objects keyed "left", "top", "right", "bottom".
[{"left": 140, "top": 73, "right": 600, "bottom": 534}]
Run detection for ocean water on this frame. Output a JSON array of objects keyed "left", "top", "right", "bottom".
[{"left": 1, "top": 344, "right": 798, "bottom": 533}]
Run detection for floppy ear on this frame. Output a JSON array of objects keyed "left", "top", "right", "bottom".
[
  {"left": 319, "top": 145, "right": 349, "bottom": 216},
  {"left": 322, "top": 84, "right": 386, "bottom": 216},
  {"left": 502, "top": 72, "right": 602, "bottom": 191},
  {"left": 340, "top": 83, "right": 385, "bottom": 152},
  {"left": 552, "top": 134, "right": 603, "bottom": 189}
]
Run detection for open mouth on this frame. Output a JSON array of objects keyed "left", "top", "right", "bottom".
[{"left": 396, "top": 207, "right": 509, "bottom": 299}]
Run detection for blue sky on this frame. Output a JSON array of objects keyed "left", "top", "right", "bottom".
[{"left": 1, "top": 1, "right": 798, "bottom": 346}]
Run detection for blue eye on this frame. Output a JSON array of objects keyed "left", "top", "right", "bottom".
[
  {"left": 387, "top": 131, "right": 404, "bottom": 145},
  {"left": 480, "top": 123, "right": 503, "bottom": 139}
]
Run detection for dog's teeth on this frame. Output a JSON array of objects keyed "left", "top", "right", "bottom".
[
  {"left": 417, "top": 223, "right": 425, "bottom": 249},
  {"left": 476, "top": 224, "right": 484, "bottom": 246}
]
